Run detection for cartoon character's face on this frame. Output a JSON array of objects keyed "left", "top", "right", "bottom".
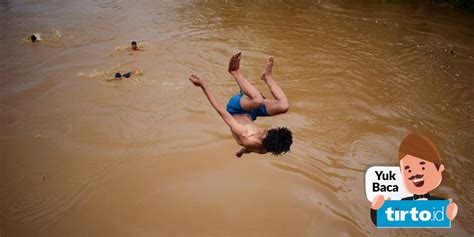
[{"left": 399, "top": 155, "right": 444, "bottom": 195}]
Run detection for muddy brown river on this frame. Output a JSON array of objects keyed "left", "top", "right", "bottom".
[{"left": 1, "top": 0, "right": 473, "bottom": 236}]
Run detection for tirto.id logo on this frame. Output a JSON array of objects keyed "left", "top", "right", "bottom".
[
  {"left": 385, "top": 206, "right": 445, "bottom": 222},
  {"left": 377, "top": 200, "right": 450, "bottom": 228}
]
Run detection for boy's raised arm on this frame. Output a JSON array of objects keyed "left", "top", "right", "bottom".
[{"left": 188, "top": 74, "right": 245, "bottom": 135}]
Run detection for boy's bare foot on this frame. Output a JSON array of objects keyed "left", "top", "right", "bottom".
[
  {"left": 228, "top": 51, "right": 242, "bottom": 74},
  {"left": 260, "top": 56, "right": 274, "bottom": 81}
]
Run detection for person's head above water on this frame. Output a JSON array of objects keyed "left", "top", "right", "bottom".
[
  {"left": 262, "top": 127, "right": 293, "bottom": 155},
  {"left": 30, "top": 34, "right": 37, "bottom": 42},
  {"left": 131, "top": 41, "right": 138, "bottom": 50}
]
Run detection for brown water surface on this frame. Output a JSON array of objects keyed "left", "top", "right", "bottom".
[{"left": 1, "top": 0, "right": 473, "bottom": 236}]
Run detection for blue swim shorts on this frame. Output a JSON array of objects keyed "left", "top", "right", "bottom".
[{"left": 226, "top": 91, "right": 268, "bottom": 121}]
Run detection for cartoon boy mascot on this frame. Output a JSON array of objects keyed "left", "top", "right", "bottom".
[{"left": 370, "top": 134, "right": 458, "bottom": 225}]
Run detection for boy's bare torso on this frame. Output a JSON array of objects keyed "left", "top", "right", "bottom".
[{"left": 230, "top": 114, "right": 266, "bottom": 154}]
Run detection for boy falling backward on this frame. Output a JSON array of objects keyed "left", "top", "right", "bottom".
[{"left": 188, "top": 52, "right": 292, "bottom": 157}]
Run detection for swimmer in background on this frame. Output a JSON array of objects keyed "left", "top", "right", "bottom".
[
  {"left": 28, "top": 33, "right": 42, "bottom": 43},
  {"left": 112, "top": 41, "right": 144, "bottom": 53},
  {"left": 131, "top": 41, "right": 143, "bottom": 51},
  {"left": 189, "top": 52, "right": 292, "bottom": 157},
  {"left": 26, "top": 29, "right": 62, "bottom": 44},
  {"left": 108, "top": 69, "right": 143, "bottom": 81}
]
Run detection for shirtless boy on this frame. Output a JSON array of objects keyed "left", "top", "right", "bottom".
[
  {"left": 131, "top": 41, "right": 138, "bottom": 50},
  {"left": 131, "top": 41, "right": 143, "bottom": 51},
  {"left": 188, "top": 52, "right": 292, "bottom": 157}
]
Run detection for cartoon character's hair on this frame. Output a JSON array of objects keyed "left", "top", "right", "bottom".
[
  {"left": 131, "top": 41, "right": 137, "bottom": 46},
  {"left": 31, "top": 35, "right": 37, "bottom": 42},
  {"left": 399, "top": 134, "right": 441, "bottom": 170},
  {"left": 262, "top": 127, "right": 292, "bottom": 155},
  {"left": 115, "top": 72, "right": 122, "bottom": 78}
]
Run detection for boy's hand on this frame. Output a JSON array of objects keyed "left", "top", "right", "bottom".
[
  {"left": 188, "top": 74, "right": 205, "bottom": 87},
  {"left": 236, "top": 150, "right": 244, "bottom": 158}
]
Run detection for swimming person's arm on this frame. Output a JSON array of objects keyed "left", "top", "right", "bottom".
[{"left": 188, "top": 75, "right": 245, "bottom": 135}]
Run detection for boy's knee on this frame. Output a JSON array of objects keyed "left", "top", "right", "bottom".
[
  {"left": 251, "top": 97, "right": 264, "bottom": 108},
  {"left": 278, "top": 101, "right": 289, "bottom": 113}
]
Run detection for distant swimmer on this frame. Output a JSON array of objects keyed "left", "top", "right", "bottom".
[
  {"left": 188, "top": 52, "right": 292, "bottom": 157},
  {"left": 131, "top": 41, "right": 143, "bottom": 51},
  {"left": 112, "top": 41, "right": 144, "bottom": 53},
  {"left": 28, "top": 33, "right": 42, "bottom": 43},
  {"left": 109, "top": 69, "right": 143, "bottom": 81}
]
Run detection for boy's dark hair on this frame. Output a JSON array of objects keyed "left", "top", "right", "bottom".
[
  {"left": 131, "top": 41, "right": 137, "bottom": 46},
  {"left": 262, "top": 127, "right": 292, "bottom": 155},
  {"left": 31, "top": 35, "right": 37, "bottom": 42},
  {"left": 115, "top": 72, "right": 122, "bottom": 78}
]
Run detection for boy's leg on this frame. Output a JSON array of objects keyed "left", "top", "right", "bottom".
[
  {"left": 228, "top": 52, "right": 264, "bottom": 111},
  {"left": 260, "top": 56, "right": 289, "bottom": 116}
]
